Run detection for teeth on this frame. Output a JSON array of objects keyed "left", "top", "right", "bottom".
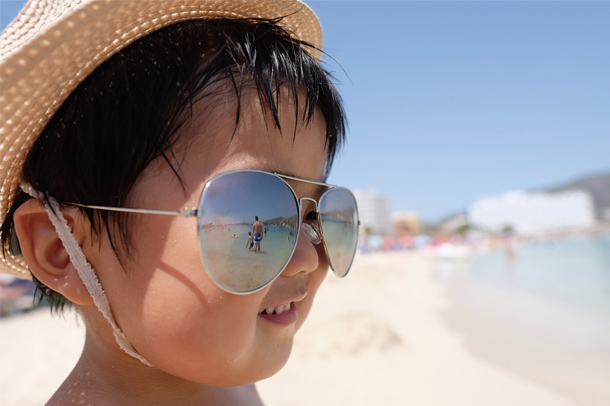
[{"left": 260, "top": 303, "right": 290, "bottom": 315}]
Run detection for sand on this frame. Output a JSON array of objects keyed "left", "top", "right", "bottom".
[
  {"left": 1, "top": 251, "right": 607, "bottom": 406},
  {"left": 258, "top": 252, "right": 609, "bottom": 406}
]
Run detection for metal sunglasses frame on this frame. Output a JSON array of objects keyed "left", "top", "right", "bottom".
[{"left": 71, "top": 169, "right": 360, "bottom": 294}]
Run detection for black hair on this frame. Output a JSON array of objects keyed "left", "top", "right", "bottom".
[{"left": 1, "top": 18, "right": 346, "bottom": 310}]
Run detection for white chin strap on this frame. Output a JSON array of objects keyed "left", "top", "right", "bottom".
[{"left": 21, "top": 184, "right": 153, "bottom": 367}]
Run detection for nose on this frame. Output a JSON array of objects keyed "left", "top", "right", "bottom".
[{"left": 280, "top": 225, "right": 321, "bottom": 277}]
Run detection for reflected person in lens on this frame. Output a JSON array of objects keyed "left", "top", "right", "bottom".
[{"left": 253, "top": 215, "right": 264, "bottom": 253}]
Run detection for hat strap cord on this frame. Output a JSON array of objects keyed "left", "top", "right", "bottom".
[
  {"left": 21, "top": 184, "right": 153, "bottom": 367},
  {"left": 43, "top": 197, "right": 153, "bottom": 367}
]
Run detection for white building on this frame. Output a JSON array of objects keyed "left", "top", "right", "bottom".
[
  {"left": 468, "top": 189, "right": 595, "bottom": 234},
  {"left": 352, "top": 190, "right": 393, "bottom": 236}
]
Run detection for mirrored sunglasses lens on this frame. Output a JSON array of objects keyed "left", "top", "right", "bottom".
[
  {"left": 197, "top": 172, "right": 299, "bottom": 293},
  {"left": 319, "top": 189, "right": 359, "bottom": 277}
]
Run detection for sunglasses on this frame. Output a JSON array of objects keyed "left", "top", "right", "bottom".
[{"left": 73, "top": 170, "right": 359, "bottom": 294}]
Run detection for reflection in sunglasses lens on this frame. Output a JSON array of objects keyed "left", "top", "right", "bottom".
[
  {"left": 197, "top": 172, "right": 299, "bottom": 293},
  {"left": 319, "top": 189, "right": 358, "bottom": 277}
]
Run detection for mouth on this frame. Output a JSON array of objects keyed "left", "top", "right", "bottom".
[
  {"left": 258, "top": 302, "right": 298, "bottom": 324},
  {"left": 259, "top": 302, "right": 292, "bottom": 315}
]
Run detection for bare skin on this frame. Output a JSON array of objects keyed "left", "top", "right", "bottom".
[
  {"left": 247, "top": 232, "right": 254, "bottom": 250},
  {"left": 16, "top": 87, "right": 330, "bottom": 405}
]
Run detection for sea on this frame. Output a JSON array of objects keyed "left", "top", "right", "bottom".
[
  {"left": 468, "top": 233, "right": 610, "bottom": 314},
  {"left": 440, "top": 233, "right": 610, "bottom": 404}
]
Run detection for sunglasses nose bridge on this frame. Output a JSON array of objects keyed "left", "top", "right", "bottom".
[
  {"left": 297, "top": 197, "right": 322, "bottom": 245},
  {"left": 298, "top": 196, "right": 319, "bottom": 212}
]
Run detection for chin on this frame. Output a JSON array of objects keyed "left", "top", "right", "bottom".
[
  {"left": 220, "top": 353, "right": 293, "bottom": 387},
  {"left": 218, "top": 338, "right": 296, "bottom": 387}
]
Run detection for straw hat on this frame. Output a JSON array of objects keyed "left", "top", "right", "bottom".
[{"left": 0, "top": 0, "right": 322, "bottom": 279}]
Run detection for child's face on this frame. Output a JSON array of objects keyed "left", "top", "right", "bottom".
[{"left": 82, "top": 87, "right": 330, "bottom": 385}]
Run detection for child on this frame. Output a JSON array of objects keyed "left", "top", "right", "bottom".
[
  {"left": 0, "top": 0, "right": 359, "bottom": 405},
  {"left": 247, "top": 232, "right": 254, "bottom": 250}
]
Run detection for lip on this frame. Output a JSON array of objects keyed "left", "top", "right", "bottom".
[{"left": 258, "top": 302, "right": 298, "bottom": 325}]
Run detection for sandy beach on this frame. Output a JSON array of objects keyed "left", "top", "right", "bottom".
[{"left": 1, "top": 251, "right": 608, "bottom": 406}]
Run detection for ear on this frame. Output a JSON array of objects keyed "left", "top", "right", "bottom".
[{"left": 13, "top": 199, "right": 94, "bottom": 305}]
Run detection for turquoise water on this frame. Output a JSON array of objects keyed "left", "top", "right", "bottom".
[
  {"left": 197, "top": 219, "right": 357, "bottom": 291},
  {"left": 199, "top": 224, "right": 296, "bottom": 291},
  {"left": 469, "top": 234, "right": 610, "bottom": 313}
]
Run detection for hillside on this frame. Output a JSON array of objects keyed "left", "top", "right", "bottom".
[
  {"left": 433, "top": 171, "right": 610, "bottom": 228},
  {"left": 543, "top": 171, "right": 610, "bottom": 213}
]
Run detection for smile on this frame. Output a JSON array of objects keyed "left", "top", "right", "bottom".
[
  {"left": 257, "top": 302, "right": 299, "bottom": 325},
  {"left": 259, "top": 302, "right": 292, "bottom": 315}
]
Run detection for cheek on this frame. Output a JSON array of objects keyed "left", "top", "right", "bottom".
[
  {"left": 310, "top": 245, "right": 330, "bottom": 290},
  {"left": 137, "top": 287, "right": 260, "bottom": 372},
  {"left": 133, "top": 239, "right": 260, "bottom": 355},
  {"left": 308, "top": 261, "right": 329, "bottom": 296},
  {"left": 91, "top": 217, "right": 265, "bottom": 381},
  {"left": 122, "top": 267, "right": 267, "bottom": 384},
  {"left": 297, "top": 257, "right": 329, "bottom": 330}
]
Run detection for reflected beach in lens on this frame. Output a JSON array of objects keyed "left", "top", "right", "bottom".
[
  {"left": 197, "top": 172, "right": 299, "bottom": 293},
  {"left": 319, "top": 189, "right": 358, "bottom": 277}
]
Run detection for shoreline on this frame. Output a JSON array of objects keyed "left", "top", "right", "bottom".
[
  {"left": 259, "top": 251, "right": 599, "bottom": 405},
  {"left": 441, "top": 260, "right": 610, "bottom": 406}
]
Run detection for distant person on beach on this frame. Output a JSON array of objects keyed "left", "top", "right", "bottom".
[
  {"left": 0, "top": 0, "right": 358, "bottom": 404},
  {"left": 247, "top": 232, "right": 254, "bottom": 250},
  {"left": 253, "top": 216, "right": 264, "bottom": 253}
]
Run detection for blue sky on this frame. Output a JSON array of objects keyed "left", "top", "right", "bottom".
[{"left": 2, "top": 1, "right": 609, "bottom": 222}]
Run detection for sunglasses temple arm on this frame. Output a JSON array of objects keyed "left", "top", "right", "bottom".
[{"left": 69, "top": 203, "right": 198, "bottom": 217}]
